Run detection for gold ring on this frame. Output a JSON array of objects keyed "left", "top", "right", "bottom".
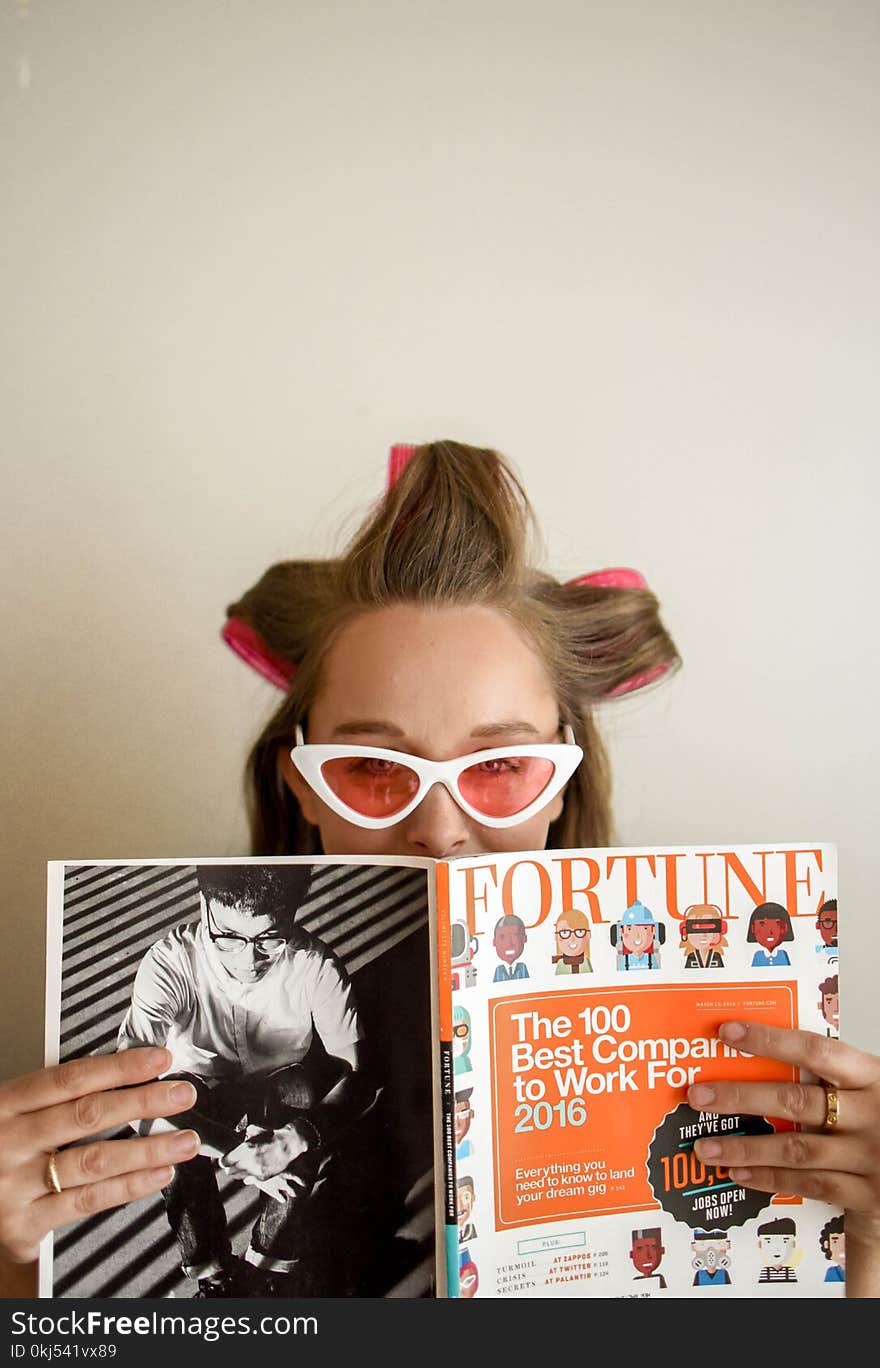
[
  {"left": 823, "top": 1084, "right": 840, "bottom": 1131},
  {"left": 45, "top": 1150, "right": 63, "bottom": 1195}
]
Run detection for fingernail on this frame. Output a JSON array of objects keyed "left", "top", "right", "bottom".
[
  {"left": 719, "top": 1021, "right": 747, "bottom": 1042},
  {"left": 169, "top": 1129, "right": 200, "bottom": 1156},
  {"left": 169, "top": 1082, "right": 197, "bottom": 1106},
  {"left": 144, "top": 1047, "right": 169, "bottom": 1069},
  {"left": 695, "top": 1139, "right": 721, "bottom": 1159},
  {"left": 729, "top": 1168, "right": 751, "bottom": 1183},
  {"left": 689, "top": 1085, "right": 715, "bottom": 1106}
]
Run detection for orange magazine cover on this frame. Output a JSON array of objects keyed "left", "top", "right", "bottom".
[{"left": 439, "top": 842, "right": 844, "bottom": 1298}]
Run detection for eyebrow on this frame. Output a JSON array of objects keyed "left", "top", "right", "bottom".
[
  {"left": 329, "top": 720, "right": 406, "bottom": 738},
  {"left": 329, "top": 719, "right": 544, "bottom": 741}
]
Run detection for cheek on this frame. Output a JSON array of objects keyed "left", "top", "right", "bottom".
[
  {"left": 478, "top": 808, "right": 558, "bottom": 855},
  {"left": 310, "top": 806, "right": 410, "bottom": 857}
]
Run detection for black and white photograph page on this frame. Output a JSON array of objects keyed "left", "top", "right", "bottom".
[{"left": 42, "top": 859, "right": 436, "bottom": 1300}]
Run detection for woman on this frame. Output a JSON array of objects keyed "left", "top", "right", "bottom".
[{"left": 2, "top": 440, "right": 879, "bottom": 1297}]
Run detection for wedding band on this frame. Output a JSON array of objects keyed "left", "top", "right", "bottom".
[
  {"left": 45, "top": 1150, "right": 63, "bottom": 1195},
  {"left": 823, "top": 1085, "right": 840, "bottom": 1131}
]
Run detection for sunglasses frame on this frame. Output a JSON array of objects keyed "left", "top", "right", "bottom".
[{"left": 289, "top": 724, "right": 583, "bottom": 830}]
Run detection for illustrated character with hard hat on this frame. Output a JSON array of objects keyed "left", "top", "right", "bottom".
[{"left": 610, "top": 900, "right": 666, "bottom": 970}]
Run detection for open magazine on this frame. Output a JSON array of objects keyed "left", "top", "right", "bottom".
[{"left": 42, "top": 844, "right": 843, "bottom": 1298}]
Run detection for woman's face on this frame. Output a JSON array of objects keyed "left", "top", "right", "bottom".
[{"left": 279, "top": 602, "right": 566, "bottom": 859}]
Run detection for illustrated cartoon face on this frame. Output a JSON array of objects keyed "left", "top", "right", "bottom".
[
  {"left": 828, "top": 1231, "right": 845, "bottom": 1267},
  {"left": 452, "top": 1007, "right": 471, "bottom": 1059},
  {"left": 454, "top": 1093, "right": 474, "bottom": 1145},
  {"left": 459, "top": 1259, "right": 479, "bottom": 1297},
  {"left": 621, "top": 923, "right": 655, "bottom": 954},
  {"left": 691, "top": 1235, "right": 731, "bottom": 1271},
  {"left": 629, "top": 1231, "right": 664, "bottom": 1276},
  {"left": 691, "top": 928, "right": 721, "bottom": 952},
  {"left": 752, "top": 915, "right": 788, "bottom": 952},
  {"left": 816, "top": 907, "right": 838, "bottom": 947},
  {"left": 493, "top": 921, "right": 526, "bottom": 965},
  {"left": 555, "top": 915, "right": 590, "bottom": 957},
  {"left": 758, "top": 1232, "right": 795, "bottom": 1267},
  {"left": 457, "top": 1181, "right": 475, "bottom": 1227},
  {"left": 821, "top": 987, "right": 840, "bottom": 1030}
]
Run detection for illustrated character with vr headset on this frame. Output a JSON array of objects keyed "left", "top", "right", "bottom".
[
  {"left": 117, "top": 863, "right": 381, "bottom": 1299},
  {"left": 679, "top": 904, "right": 729, "bottom": 969}
]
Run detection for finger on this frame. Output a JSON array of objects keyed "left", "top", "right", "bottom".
[
  {"left": 261, "top": 1175, "right": 300, "bottom": 1202},
  {"left": 241, "top": 1175, "right": 288, "bottom": 1202},
  {"left": 712, "top": 1165, "right": 876, "bottom": 1212},
  {"left": 716, "top": 1021, "right": 880, "bottom": 1091},
  {"left": 218, "top": 1161, "right": 252, "bottom": 1180},
  {"left": 28, "top": 1166, "right": 177, "bottom": 1251},
  {"left": 0, "top": 1049, "right": 172, "bottom": 1122},
  {"left": 694, "top": 1129, "right": 870, "bottom": 1177},
  {"left": 219, "top": 1147, "right": 252, "bottom": 1172},
  {"left": 9, "top": 1078, "right": 198, "bottom": 1156},
  {"left": 25, "top": 1130, "right": 201, "bottom": 1201},
  {"left": 688, "top": 1078, "right": 833, "bottom": 1129},
  {"left": 689, "top": 1076, "right": 874, "bottom": 1135},
  {"left": 218, "top": 1148, "right": 260, "bottom": 1176}
]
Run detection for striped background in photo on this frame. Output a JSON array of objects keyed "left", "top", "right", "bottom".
[{"left": 50, "top": 860, "right": 434, "bottom": 1299}]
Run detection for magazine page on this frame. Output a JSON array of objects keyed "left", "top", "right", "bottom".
[
  {"left": 41, "top": 855, "right": 440, "bottom": 1301},
  {"left": 441, "top": 842, "right": 844, "bottom": 1298}
]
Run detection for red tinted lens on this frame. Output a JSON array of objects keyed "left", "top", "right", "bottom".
[
  {"left": 458, "top": 756, "right": 555, "bottom": 817},
  {"left": 320, "top": 756, "right": 420, "bottom": 818}
]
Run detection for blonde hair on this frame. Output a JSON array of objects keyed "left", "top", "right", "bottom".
[
  {"left": 226, "top": 440, "right": 680, "bottom": 854},
  {"left": 555, "top": 908, "right": 592, "bottom": 932}
]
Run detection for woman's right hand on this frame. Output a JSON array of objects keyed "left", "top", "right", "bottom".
[{"left": 0, "top": 1048, "right": 200, "bottom": 1265}]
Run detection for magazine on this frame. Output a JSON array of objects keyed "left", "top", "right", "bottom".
[{"left": 42, "top": 844, "right": 844, "bottom": 1299}]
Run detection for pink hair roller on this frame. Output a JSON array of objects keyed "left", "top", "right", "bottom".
[
  {"left": 567, "top": 570, "right": 671, "bottom": 695},
  {"left": 221, "top": 617, "right": 295, "bottom": 691}
]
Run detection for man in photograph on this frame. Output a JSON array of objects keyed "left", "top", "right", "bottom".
[{"left": 117, "top": 863, "right": 377, "bottom": 1297}]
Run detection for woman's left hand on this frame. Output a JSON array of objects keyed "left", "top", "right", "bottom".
[{"left": 689, "top": 1020, "right": 880, "bottom": 1294}]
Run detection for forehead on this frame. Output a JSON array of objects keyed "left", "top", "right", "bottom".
[
  {"left": 205, "top": 897, "right": 280, "bottom": 933},
  {"left": 309, "top": 603, "right": 559, "bottom": 754}
]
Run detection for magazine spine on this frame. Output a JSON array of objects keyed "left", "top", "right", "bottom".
[{"left": 435, "top": 860, "right": 460, "bottom": 1297}]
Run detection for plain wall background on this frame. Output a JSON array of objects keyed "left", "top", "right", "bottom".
[{"left": 2, "top": 0, "right": 877, "bottom": 1079}]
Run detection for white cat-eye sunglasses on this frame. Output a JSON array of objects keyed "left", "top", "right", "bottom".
[{"left": 289, "top": 724, "right": 583, "bottom": 830}]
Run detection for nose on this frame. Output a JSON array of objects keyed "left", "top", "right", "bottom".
[{"left": 403, "top": 781, "right": 471, "bottom": 858}]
